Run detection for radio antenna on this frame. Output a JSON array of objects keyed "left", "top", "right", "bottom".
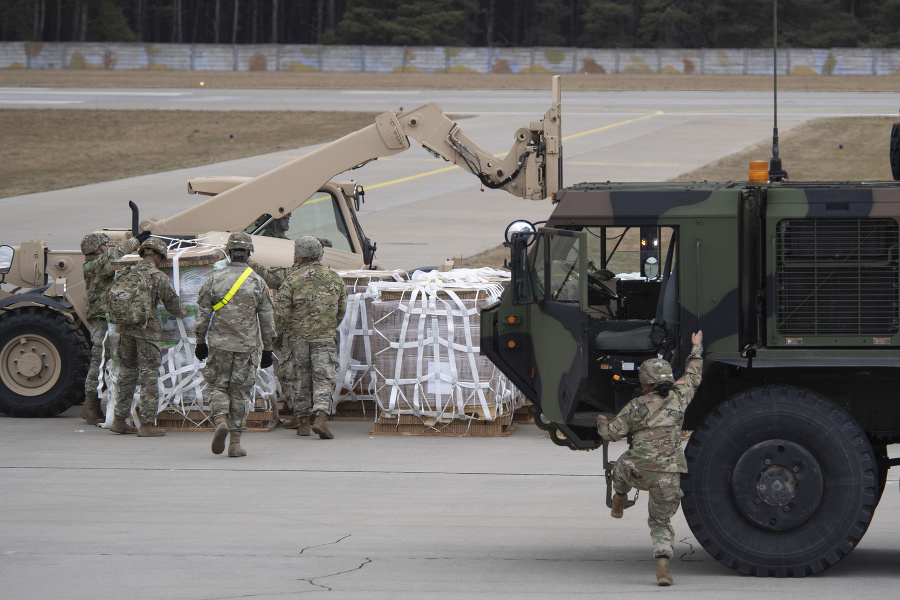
[{"left": 769, "top": 0, "right": 788, "bottom": 181}]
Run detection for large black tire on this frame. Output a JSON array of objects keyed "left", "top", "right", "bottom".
[
  {"left": 682, "top": 385, "right": 878, "bottom": 577},
  {"left": 0, "top": 307, "right": 90, "bottom": 417},
  {"left": 891, "top": 123, "right": 900, "bottom": 181}
]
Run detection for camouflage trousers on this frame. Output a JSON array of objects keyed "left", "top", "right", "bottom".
[
  {"left": 114, "top": 334, "right": 161, "bottom": 424},
  {"left": 278, "top": 338, "right": 337, "bottom": 417},
  {"left": 84, "top": 318, "right": 111, "bottom": 398},
  {"left": 201, "top": 347, "right": 255, "bottom": 433},
  {"left": 612, "top": 456, "right": 683, "bottom": 559}
]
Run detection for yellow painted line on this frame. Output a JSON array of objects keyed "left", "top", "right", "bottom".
[
  {"left": 569, "top": 161, "right": 686, "bottom": 168},
  {"left": 366, "top": 165, "right": 458, "bottom": 190},
  {"left": 563, "top": 111, "right": 664, "bottom": 141}
]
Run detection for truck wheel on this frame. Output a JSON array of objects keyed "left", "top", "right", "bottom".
[
  {"left": 0, "top": 307, "right": 90, "bottom": 417},
  {"left": 682, "top": 385, "right": 878, "bottom": 577}
]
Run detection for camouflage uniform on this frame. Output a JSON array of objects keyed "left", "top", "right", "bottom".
[
  {"left": 114, "top": 260, "right": 186, "bottom": 424},
  {"left": 248, "top": 258, "right": 299, "bottom": 291},
  {"left": 597, "top": 343, "right": 703, "bottom": 559},
  {"left": 273, "top": 262, "right": 347, "bottom": 417},
  {"left": 82, "top": 235, "right": 140, "bottom": 402},
  {"left": 195, "top": 262, "right": 275, "bottom": 433}
]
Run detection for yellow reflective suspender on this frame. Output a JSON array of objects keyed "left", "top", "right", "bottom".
[{"left": 212, "top": 267, "right": 253, "bottom": 311}]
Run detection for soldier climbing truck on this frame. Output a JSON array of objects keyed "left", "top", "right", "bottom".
[
  {"left": 0, "top": 79, "right": 561, "bottom": 419},
  {"left": 482, "top": 120, "right": 900, "bottom": 576}
]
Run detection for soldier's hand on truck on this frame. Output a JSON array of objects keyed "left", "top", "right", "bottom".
[
  {"left": 136, "top": 230, "right": 152, "bottom": 243},
  {"left": 692, "top": 330, "right": 703, "bottom": 346},
  {"left": 596, "top": 414, "right": 608, "bottom": 427},
  {"left": 194, "top": 343, "right": 209, "bottom": 361}
]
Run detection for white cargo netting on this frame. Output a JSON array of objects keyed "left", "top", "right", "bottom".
[
  {"left": 332, "top": 269, "right": 408, "bottom": 413},
  {"left": 365, "top": 268, "right": 524, "bottom": 430},
  {"left": 98, "top": 236, "right": 279, "bottom": 428}
]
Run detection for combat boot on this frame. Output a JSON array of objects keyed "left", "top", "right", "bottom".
[
  {"left": 311, "top": 411, "right": 333, "bottom": 439},
  {"left": 656, "top": 557, "right": 673, "bottom": 586},
  {"left": 137, "top": 421, "right": 166, "bottom": 437},
  {"left": 79, "top": 393, "right": 105, "bottom": 425},
  {"left": 610, "top": 492, "right": 628, "bottom": 518},
  {"left": 283, "top": 415, "right": 302, "bottom": 429},
  {"left": 110, "top": 417, "right": 138, "bottom": 434},
  {"left": 228, "top": 431, "right": 247, "bottom": 457},
  {"left": 295, "top": 415, "right": 311, "bottom": 437},
  {"left": 211, "top": 415, "right": 229, "bottom": 455}
]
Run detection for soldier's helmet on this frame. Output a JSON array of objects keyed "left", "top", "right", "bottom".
[
  {"left": 295, "top": 236, "right": 323, "bottom": 260},
  {"left": 225, "top": 231, "right": 255, "bottom": 253},
  {"left": 80, "top": 233, "right": 109, "bottom": 255},
  {"left": 638, "top": 358, "right": 675, "bottom": 386},
  {"left": 138, "top": 237, "right": 168, "bottom": 259}
]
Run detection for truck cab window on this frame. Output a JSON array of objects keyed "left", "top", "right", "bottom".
[{"left": 245, "top": 191, "right": 353, "bottom": 252}]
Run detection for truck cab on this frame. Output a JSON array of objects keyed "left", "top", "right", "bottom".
[{"left": 482, "top": 179, "right": 900, "bottom": 577}]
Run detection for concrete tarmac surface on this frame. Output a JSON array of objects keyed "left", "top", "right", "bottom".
[{"left": 1, "top": 410, "right": 897, "bottom": 599}]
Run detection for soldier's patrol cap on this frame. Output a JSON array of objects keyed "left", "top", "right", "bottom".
[{"left": 638, "top": 358, "right": 675, "bottom": 386}]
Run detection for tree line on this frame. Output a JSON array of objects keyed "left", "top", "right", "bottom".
[{"left": 3, "top": 0, "right": 900, "bottom": 48}]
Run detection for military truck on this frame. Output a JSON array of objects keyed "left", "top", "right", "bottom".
[
  {"left": 482, "top": 122, "right": 900, "bottom": 575},
  {"left": 0, "top": 79, "right": 561, "bottom": 419}
]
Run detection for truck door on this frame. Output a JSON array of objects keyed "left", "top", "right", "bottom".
[{"left": 496, "top": 228, "right": 590, "bottom": 424}]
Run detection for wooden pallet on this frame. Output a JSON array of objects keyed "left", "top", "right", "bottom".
[
  {"left": 155, "top": 409, "right": 277, "bottom": 432},
  {"left": 370, "top": 412, "right": 518, "bottom": 437},
  {"left": 333, "top": 398, "right": 377, "bottom": 421},
  {"left": 512, "top": 400, "right": 535, "bottom": 424}
]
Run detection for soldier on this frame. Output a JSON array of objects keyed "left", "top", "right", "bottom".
[
  {"left": 109, "top": 237, "right": 186, "bottom": 437},
  {"left": 194, "top": 232, "right": 275, "bottom": 457},
  {"left": 79, "top": 230, "right": 148, "bottom": 425},
  {"left": 274, "top": 236, "right": 347, "bottom": 439},
  {"left": 595, "top": 330, "right": 703, "bottom": 586},
  {"left": 248, "top": 213, "right": 291, "bottom": 239}
]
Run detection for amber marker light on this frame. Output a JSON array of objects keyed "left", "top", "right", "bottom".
[
  {"left": 749, "top": 160, "right": 769, "bottom": 183},
  {"left": 507, "top": 340, "right": 517, "bottom": 349}
]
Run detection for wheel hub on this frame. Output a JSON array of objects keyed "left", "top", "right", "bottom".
[
  {"left": 731, "top": 439, "right": 824, "bottom": 531},
  {"left": 1, "top": 334, "right": 61, "bottom": 395}
]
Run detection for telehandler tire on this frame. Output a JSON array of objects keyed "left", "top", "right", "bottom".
[
  {"left": 0, "top": 307, "right": 90, "bottom": 417},
  {"left": 682, "top": 385, "right": 878, "bottom": 577}
]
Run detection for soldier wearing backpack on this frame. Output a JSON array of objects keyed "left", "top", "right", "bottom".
[
  {"left": 107, "top": 237, "right": 186, "bottom": 437},
  {"left": 194, "top": 232, "right": 275, "bottom": 457},
  {"left": 79, "top": 230, "right": 149, "bottom": 425}
]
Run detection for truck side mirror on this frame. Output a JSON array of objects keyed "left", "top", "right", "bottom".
[
  {"left": 354, "top": 184, "right": 365, "bottom": 212},
  {"left": 505, "top": 220, "right": 536, "bottom": 246},
  {"left": 362, "top": 237, "right": 377, "bottom": 268},
  {"left": 0, "top": 245, "right": 13, "bottom": 274}
]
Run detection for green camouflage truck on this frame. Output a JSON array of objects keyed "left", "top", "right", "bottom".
[{"left": 482, "top": 175, "right": 900, "bottom": 576}]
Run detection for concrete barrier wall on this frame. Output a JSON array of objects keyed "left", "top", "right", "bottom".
[{"left": 1, "top": 42, "right": 897, "bottom": 75}]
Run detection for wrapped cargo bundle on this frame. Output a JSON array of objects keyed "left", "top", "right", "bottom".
[
  {"left": 369, "top": 269, "right": 523, "bottom": 434},
  {"left": 102, "top": 239, "right": 278, "bottom": 429},
  {"left": 332, "top": 270, "right": 408, "bottom": 418}
]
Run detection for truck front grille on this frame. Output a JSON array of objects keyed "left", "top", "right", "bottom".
[{"left": 776, "top": 218, "right": 899, "bottom": 336}]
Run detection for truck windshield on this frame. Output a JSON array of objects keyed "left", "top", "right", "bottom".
[{"left": 245, "top": 191, "right": 353, "bottom": 252}]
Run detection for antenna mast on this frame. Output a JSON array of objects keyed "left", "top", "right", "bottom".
[{"left": 769, "top": 0, "right": 788, "bottom": 181}]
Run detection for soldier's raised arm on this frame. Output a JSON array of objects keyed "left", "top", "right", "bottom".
[{"left": 248, "top": 257, "right": 289, "bottom": 290}]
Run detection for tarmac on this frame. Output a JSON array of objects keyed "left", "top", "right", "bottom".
[{"left": 1, "top": 408, "right": 897, "bottom": 599}]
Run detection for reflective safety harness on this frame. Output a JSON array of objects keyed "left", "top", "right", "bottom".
[{"left": 213, "top": 267, "right": 253, "bottom": 311}]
